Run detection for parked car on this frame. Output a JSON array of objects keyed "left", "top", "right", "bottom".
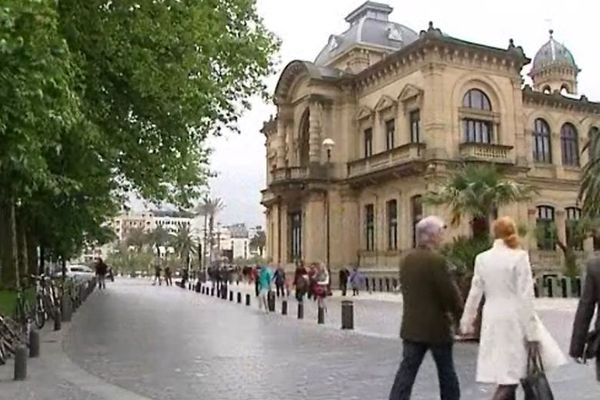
[{"left": 53, "top": 264, "right": 95, "bottom": 282}]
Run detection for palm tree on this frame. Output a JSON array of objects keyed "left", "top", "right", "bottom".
[
  {"left": 126, "top": 227, "right": 147, "bottom": 253},
  {"left": 194, "top": 201, "right": 209, "bottom": 268},
  {"left": 171, "top": 225, "right": 197, "bottom": 268},
  {"left": 200, "top": 197, "right": 225, "bottom": 264},
  {"left": 425, "top": 164, "right": 534, "bottom": 238},
  {"left": 147, "top": 226, "right": 172, "bottom": 261},
  {"left": 580, "top": 131, "right": 600, "bottom": 217},
  {"left": 249, "top": 230, "right": 266, "bottom": 256}
]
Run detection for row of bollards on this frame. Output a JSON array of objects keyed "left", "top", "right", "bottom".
[
  {"left": 15, "top": 279, "right": 96, "bottom": 381},
  {"left": 197, "top": 283, "right": 354, "bottom": 331}
]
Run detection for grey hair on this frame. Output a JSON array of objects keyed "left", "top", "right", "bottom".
[{"left": 415, "top": 216, "right": 446, "bottom": 247}]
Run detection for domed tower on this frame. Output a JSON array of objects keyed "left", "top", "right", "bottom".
[
  {"left": 313, "top": 1, "right": 418, "bottom": 73},
  {"left": 529, "top": 30, "right": 580, "bottom": 94}
]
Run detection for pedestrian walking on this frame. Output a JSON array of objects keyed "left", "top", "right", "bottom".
[
  {"left": 339, "top": 267, "right": 349, "bottom": 296},
  {"left": 258, "top": 265, "right": 273, "bottom": 313},
  {"left": 253, "top": 264, "right": 260, "bottom": 297},
  {"left": 314, "top": 262, "right": 330, "bottom": 312},
  {"left": 95, "top": 258, "right": 108, "bottom": 290},
  {"left": 294, "top": 261, "right": 308, "bottom": 303},
  {"left": 570, "top": 253, "right": 600, "bottom": 381},
  {"left": 164, "top": 266, "right": 173, "bottom": 286},
  {"left": 460, "top": 217, "right": 566, "bottom": 400},
  {"left": 153, "top": 264, "right": 162, "bottom": 286},
  {"left": 274, "top": 266, "right": 286, "bottom": 297},
  {"left": 389, "top": 216, "right": 463, "bottom": 400},
  {"left": 349, "top": 267, "right": 363, "bottom": 296}
]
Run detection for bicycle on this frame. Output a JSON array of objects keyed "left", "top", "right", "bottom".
[{"left": 0, "top": 314, "right": 24, "bottom": 365}]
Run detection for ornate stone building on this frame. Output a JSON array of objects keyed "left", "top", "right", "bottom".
[{"left": 261, "top": 1, "right": 600, "bottom": 281}]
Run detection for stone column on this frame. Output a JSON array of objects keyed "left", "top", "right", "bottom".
[
  {"left": 276, "top": 117, "right": 286, "bottom": 168},
  {"left": 556, "top": 209, "right": 567, "bottom": 247},
  {"left": 304, "top": 193, "right": 326, "bottom": 263},
  {"left": 308, "top": 101, "right": 323, "bottom": 164},
  {"left": 340, "top": 189, "right": 359, "bottom": 265},
  {"left": 527, "top": 208, "right": 538, "bottom": 250}
]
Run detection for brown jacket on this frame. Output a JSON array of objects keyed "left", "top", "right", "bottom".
[
  {"left": 400, "top": 247, "right": 463, "bottom": 344},
  {"left": 569, "top": 258, "right": 600, "bottom": 381}
]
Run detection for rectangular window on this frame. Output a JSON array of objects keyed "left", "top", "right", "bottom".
[
  {"left": 364, "top": 128, "right": 373, "bottom": 158},
  {"left": 536, "top": 206, "right": 556, "bottom": 250},
  {"left": 566, "top": 207, "right": 583, "bottom": 250},
  {"left": 387, "top": 200, "right": 398, "bottom": 250},
  {"left": 463, "top": 119, "right": 493, "bottom": 144},
  {"left": 365, "top": 204, "right": 375, "bottom": 251},
  {"left": 385, "top": 119, "right": 395, "bottom": 150},
  {"left": 289, "top": 212, "right": 302, "bottom": 262},
  {"left": 410, "top": 110, "right": 421, "bottom": 143},
  {"left": 411, "top": 195, "right": 423, "bottom": 248}
]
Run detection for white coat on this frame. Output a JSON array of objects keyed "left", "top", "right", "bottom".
[{"left": 460, "top": 239, "right": 567, "bottom": 385}]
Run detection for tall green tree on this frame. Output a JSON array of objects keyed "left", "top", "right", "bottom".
[
  {"left": 170, "top": 225, "right": 196, "bottom": 268},
  {"left": 126, "top": 228, "right": 148, "bottom": 253},
  {"left": 147, "top": 226, "right": 172, "bottom": 260},
  {"left": 425, "top": 164, "right": 534, "bottom": 238}
]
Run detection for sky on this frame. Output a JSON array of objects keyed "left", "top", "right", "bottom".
[{"left": 203, "top": 0, "right": 600, "bottom": 227}]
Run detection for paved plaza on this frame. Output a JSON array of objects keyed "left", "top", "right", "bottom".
[{"left": 0, "top": 279, "right": 597, "bottom": 399}]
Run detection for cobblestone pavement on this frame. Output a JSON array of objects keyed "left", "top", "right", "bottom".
[{"left": 59, "top": 279, "right": 597, "bottom": 400}]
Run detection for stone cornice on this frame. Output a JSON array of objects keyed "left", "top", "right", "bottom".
[
  {"left": 522, "top": 85, "right": 600, "bottom": 115},
  {"left": 347, "top": 24, "right": 530, "bottom": 92}
]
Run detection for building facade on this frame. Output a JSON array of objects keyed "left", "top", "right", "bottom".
[{"left": 261, "top": 2, "right": 600, "bottom": 280}]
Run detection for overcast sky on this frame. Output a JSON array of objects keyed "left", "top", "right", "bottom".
[{"left": 205, "top": 0, "right": 600, "bottom": 227}]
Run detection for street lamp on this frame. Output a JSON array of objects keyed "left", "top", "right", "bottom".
[{"left": 322, "top": 138, "right": 335, "bottom": 288}]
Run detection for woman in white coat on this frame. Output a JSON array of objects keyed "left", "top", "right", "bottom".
[{"left": 460, "top": 216, "right": 566, "bottom": 400}]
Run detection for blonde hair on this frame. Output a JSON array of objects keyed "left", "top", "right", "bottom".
[{"left": 493, "top": 216, "right": 520, "bottom": 249}]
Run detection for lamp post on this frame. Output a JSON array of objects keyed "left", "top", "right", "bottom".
[{"left": 322, "top": 138, "right": 335, "bottom": 287}]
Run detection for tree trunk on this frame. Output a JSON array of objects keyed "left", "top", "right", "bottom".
[
  {"left": 10, "top": 201, "right": 20, "bottom": 289},
  {"left": 0, "top": 200, "right": 11, "bottom": 288},
  {"left": 208, "top": 216, "right": 214, "bottom": 265}
]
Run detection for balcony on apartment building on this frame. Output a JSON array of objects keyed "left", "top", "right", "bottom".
[{"left": 458, "top": 142, "right": 514, "bottom": 164}]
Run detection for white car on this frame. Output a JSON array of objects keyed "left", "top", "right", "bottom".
[{"left": 53, "top": 264, "right": 96, "bottom": 282}]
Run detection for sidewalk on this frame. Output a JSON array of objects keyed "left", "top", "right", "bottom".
[{"left": 0, "top": 299, "right": 150, "bottom": 400}]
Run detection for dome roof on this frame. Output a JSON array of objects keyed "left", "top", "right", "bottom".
[
  {"left": 314, "top": 2, "right": 418, "bottom": 67},
  {"left": 532, "top": 30, "right": 578, "bottom": 72}
]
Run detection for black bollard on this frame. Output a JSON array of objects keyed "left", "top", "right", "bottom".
[
  {"left": 229, "top": 291, "right": 233, "bottom": 302},
  {"left": 268, "top": 291, "right": 276, "bottom": 312},
  {"left": 237, "top": 292, "right": 242, "bottom": 303},
  {"left": 62, "top": 297, "right": 72, "bottom": 323},
  {"left": 54, "top": 310, "right": 62, "bottom": 331},
  {"left": 297, "top": 302, "right": 304, "bottom": 319},
  {"left": 341, "top": 300, "right": 354, "bottom": 330},
  {"left": 282, "top": 300, "right": 288, "bottom": 315},
  {"left": 14, "top": 345, "right": 27, "bottom": 381},
  {"left": 245, "top": 293, "right": 251, "bottom": 306},
  {"left": 317, "top": 306, "right": 325, "bottom": 324},
  {"left": 29, "top": 330, "right": 40, "bottom": 358},
  {"left": 211, "top": 287, "right": 215, "bottom": 296}
]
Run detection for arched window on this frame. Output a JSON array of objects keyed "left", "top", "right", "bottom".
[
  {"left": 560, "top": 123, "right": 579, "bottom": 166},
  {"left": 298, "top": 109, "right": 310, "bottom": 167},
  {"left": 566, "top": 207, "right": 583, "bottom": 250},
  {"left": 462, "top": 89, "right": 493, "bottom": 143},
  {"left": 463, "top": 89, "right": 491, "bottom": 110},
  {"left": 536, "top": 206, "right": 555, "bottom": 250},
  {"left": 411, "top": 195, "right": 423, "bottom": 248},
  {"left": 533, "top": 118, "right": 552, "bottom": 163}
]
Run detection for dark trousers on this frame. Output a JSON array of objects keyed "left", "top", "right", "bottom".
[
  {"left": 276, "top": 283, "right": 285, "bottom": 297},
  {"left": 389, "top": 340, "right": 460, "bottom": 400},
  {"left": 341, "top": 282, "right": 347, "bottom": 296},
  {"left": 254, "top": 280, "right": 260, "bottom": 297}
]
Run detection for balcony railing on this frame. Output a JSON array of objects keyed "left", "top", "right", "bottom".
[
  {"left": 347, "top": 143, "right": 425, "bottom": 178},
  {"left": 459, "top": 142, "right": 513, "bottom": 163},
  {"left": 270, "top": 165, "right": 328, "bottom": 184}
]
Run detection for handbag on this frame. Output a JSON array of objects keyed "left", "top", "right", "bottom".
[
  {"left": 520, "top": 347, "right": 554, "bottom": 400},
  {"left": 584, "top": 329, "right": 600, "bottom": 363}
]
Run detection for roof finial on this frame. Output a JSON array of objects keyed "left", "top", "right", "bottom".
[
  {"left": 549, "top": 29, "right": 554, "bottom": 39},
  {"left": 508, "top": 38, "right": 515, "bottom": 49},
  {"left": 428, "top": 21, "right": 434, "bottom": 30}
]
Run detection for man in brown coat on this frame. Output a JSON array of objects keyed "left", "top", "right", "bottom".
[
  {"left": 389, "top": 216, "right": 463, "bottom": 400},
  {"left": 570, "top": 258, "right": 600, "bottom": 381}
]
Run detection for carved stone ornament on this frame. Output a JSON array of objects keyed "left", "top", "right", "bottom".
[
  {"left": 374, "top": 95, "right": 397, "bottom": 112},
  {"left": 355, "top": 105, "right": 374, "bottom": 121}
]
